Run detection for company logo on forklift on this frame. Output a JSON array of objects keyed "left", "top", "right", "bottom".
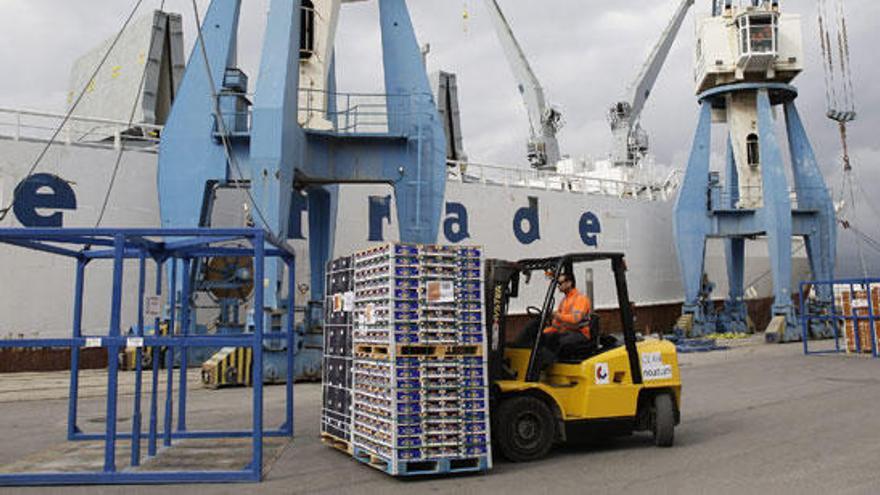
[
  {"left": 641, "top": 352, "right": 673, "bottom": 381},
  {"left": 594, "top": 363, "right": 610, "bottom": 385}
]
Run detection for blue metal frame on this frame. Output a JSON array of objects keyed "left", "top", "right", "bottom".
[
  {"left": 801, "top": 278, "right": 879, "bottom": 358},
  {"left": 0, "top": 228, "right": 294, "bottom": 486}
]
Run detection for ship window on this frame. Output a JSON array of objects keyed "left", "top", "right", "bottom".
[
  {"left": 746, "top": 134, "right": 760, "bottom": 167},
  {"left": 300, "top": 0, "right": 315, "bottom": 60}
]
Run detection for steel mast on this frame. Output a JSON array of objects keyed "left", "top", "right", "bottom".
[{"left": 484, "top": 0, "right": 562, "bottom": 170}]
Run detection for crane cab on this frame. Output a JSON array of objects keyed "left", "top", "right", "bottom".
[
  {"left": 735, "top": 9, "right": 779, "bottom": 73},
  {"left": 695, "top": 1, "right": 803, "bottom": 94}
]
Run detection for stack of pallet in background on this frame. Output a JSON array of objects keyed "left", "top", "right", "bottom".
[
  {"left": 834, "top": 284, "right": 879, "bottom": 354},
  {"left": 324, "top": 243, "right": 491, "bottom": 477},
  {"left": 321, "top": 256, "right": 355, "bottom": 452}
]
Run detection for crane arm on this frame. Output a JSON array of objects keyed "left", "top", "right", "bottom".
[
  {"left": 484, "top": 0, "right": 561, "bottom": 168},
  {"left": 484, "top": 0, "right": 548, "bottom": 133},
  {"left": 609, "top": 0, "right": 694, "bottom": 167},
  {"left": 626, "top": 0, "right": 694, "bottom": 122}
]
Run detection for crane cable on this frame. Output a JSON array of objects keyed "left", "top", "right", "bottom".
[
  {"left": 819, "top": 0, "right": 867, "bottom": 276},
  {"left": 188, "top": 0, "right": 288, "bottom": 252},
  {"left": 0, "top": 0, "right": 147, "bottom": 223},
  {"left": 818, "top": 0, "right": 856, "bottom": 120},
  {"left": 95, "top": 0, "right": 168, "bottom": 227}
]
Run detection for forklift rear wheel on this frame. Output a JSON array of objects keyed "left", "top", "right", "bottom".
[
  {"left": 495, "top": 396, "right": 556, "bottom": 462},
  {"left": 652, "top": 393, "right": 675, "bottom": 447}
]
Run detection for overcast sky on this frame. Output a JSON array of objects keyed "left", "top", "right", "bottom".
[{"left": 1, "top": 0, "right": 877, "bottom": 178}]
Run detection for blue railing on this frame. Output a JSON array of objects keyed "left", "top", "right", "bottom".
[
  {"left": 212, "top": 89, "right": 435, "bottom": 138},
  {"left": 800, "top": 278, "right": 880, "bottom": 358}
]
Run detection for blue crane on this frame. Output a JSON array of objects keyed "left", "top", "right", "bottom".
[
  {"left": 674, "top": 0, "right": 835, "bottom": 342},
  {"left": 157, "top": 0, "right": 446, "bottom": 379}
]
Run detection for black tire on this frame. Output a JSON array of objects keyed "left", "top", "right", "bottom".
[
  {"left": 141, "top": 351, "right": 153, "bottom": 369},
  {"left": 652, "top": 393, "right": 675, "bottom": 447},
  {"left": 494, "top": 395, "right": 556, "bottom": 462}
]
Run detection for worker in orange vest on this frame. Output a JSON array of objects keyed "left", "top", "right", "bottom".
[
  {"left": 543, "top": 272, "right": 592, "bottom": 337},
  {"left": 537, "top": 272, "right": 592, "bottom": 370}
]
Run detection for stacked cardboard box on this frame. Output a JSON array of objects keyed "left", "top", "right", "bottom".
[
  {"left": 834, "top": 284, "right": 879, "bottom": 354},
  {"left": 342, "top": 243, "right": 491, "bottom": 476},
  {"left": 321, "top": 256, "right": 355, "bottom": 447}
]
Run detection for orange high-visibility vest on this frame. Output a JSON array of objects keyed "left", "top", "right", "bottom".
[{"left": 543, "top": 288, "right": 592, "bottom": 337}]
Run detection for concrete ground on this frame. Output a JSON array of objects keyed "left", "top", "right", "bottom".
[{"left": 0, "top": 337, "right": 878, "bottom": 494}]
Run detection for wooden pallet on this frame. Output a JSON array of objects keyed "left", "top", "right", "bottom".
[
  {"left": 354, "top": 344, "right": 483, "bottom": 360},
  {"left": 321, "top": 433, "right": 353, "bottom": 455}
]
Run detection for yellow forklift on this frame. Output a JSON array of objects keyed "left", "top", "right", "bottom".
[{"left": 485, "top": 253, "right": 682, "bottom": 461}]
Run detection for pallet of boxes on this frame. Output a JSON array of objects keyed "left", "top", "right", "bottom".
[
  {"left": 321, "top": 256, "right": 355, "bottom": 453},
  {"left": 321, "top": 243, "right": 491, "bottom": 477},
  {"left": 834, "top": 284, "right": 880, "bottom": 355}
]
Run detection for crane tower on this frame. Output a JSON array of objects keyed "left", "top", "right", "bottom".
[{"left": 674, "top": 0, "right": 836, "bottom": 341}]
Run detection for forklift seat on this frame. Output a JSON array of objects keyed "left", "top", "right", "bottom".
[{"left": 557, "top": 314, "right": 600, "bottom": 364}]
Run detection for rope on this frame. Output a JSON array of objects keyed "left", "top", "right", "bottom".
[
  {"left": 818, "top": 0, "right": 870, "bottom": 277},
  {"left": 844, "top": 171, "right": 868, "bottom": 277},
  {"left": 189, "top": 0, "right": 288, "bottom": 251},
  {"left": 837, "top": 0, "right": 856, "bottom": 113},
  {"left": 0, "top": 0, "right": 146, "bottom": 223},
  {"left": 818, "top": 0, "right": 856, "bottom": 121},
  {"left": 745, "top": 242, "right": 807, "bottom": 291},
  {"left": 96, "top": 0, "right": 168, "bottom": 227},
  {"left": 817, "top": 0, "right": 834, "bottom": 113}
]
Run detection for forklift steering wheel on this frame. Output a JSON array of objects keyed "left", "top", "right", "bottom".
[{"left": 527, "top": 306, "right": 542, "bottom": 316}]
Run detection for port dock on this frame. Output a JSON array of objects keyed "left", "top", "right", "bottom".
[{"left": 1, "top": 338, "right": 876, "bottom": 493}]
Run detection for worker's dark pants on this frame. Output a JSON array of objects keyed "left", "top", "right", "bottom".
[{"left": 537, "top": 331, "right": 589, "bottom": 371}]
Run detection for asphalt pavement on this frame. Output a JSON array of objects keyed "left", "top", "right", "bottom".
[{"left": 0, "top": 337, "right": 878, "bottom": 494}]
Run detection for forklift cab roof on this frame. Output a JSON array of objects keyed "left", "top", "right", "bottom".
[
  {"left": 510, "top": 252, "right": 626, "bottom": 284},
  {"left": 515, "top": 252, "right": 625, "bottom": 271}
]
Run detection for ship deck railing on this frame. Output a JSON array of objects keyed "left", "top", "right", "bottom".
[
  {"left": 0, "top": 107, "right": 163, "bottom": 151},
  {"left": 216, "top": 89, "right": 435, "bottom": 138},
  {"left": 446, "top": 160, "right": 679, "bottom": 201}
]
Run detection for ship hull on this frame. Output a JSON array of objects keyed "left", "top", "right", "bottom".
[{"left": 0, "top": 137, "right": 847, "bottom": 339}]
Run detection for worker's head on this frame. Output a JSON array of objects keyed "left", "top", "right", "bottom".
[{"left": 556, "top": 273, "right": 575, "bottom": 294}]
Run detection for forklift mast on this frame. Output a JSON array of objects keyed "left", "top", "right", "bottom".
[{"left": 484, "top": 259, "right": 520, "bottom": 381}]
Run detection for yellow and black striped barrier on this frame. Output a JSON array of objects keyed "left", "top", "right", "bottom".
[{"left": 201, "top": 347, "right": 253, "bottom": 389}]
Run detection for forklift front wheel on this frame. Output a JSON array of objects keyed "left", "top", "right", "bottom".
[
  {"left": 652, "top": 393, "right": 675, "bottom": 447},
  {"left": 494, "top": 395, "right": 556, "bottom": 462}
]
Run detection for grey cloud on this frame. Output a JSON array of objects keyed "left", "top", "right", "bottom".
[{"left": 0, "top": 0, "right": 876, "bottom": 174}]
